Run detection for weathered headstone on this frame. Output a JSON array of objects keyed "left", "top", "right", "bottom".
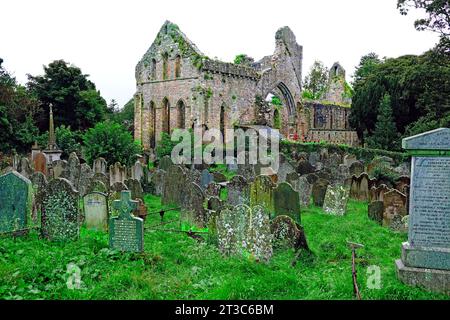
[
  {"left": 83, "top": 192, "right": 108, "bottom": 231},
  {"left": 109, "top": 162, "right": 127, "bottom": 186},
  {"left": 350, "top": 173, "right": 370, "bottom": 201},
  {"left": 124, "top": 178, "right": 144, "bottom": 200},
  {"left": 93, "top": 157, "right": 107, "bottom": 175},
  {"left": 273, "top": 182, "right": 301, "bottom": 223},
  {"left": 78, "top": 163, "right": 94, "bottom": 197},
  {"left": 395, "top": 128, "right": 450, "bottom": 295},
  {"left": 0, "top": 171, "right": 33, "bottom": 234},
  {"left": 349, "top": 161, "right": 364, "bottom": 177},
  {"left": 212, "top": 172, "right": 227, "bottom": 183},
  {"left": 33, "top": 152, "right": 47, "bottom": 176},
  {"left": 109, "top": 191, "right": 144, "bottom": 252},
  {"left": 52, "top": 160, "right": 68, "bottom": 179},
  {"left": 20, "top": 157, "right": 33, "bottom": 179},
  {"left": 343, "top": 154, "right": 358, "bottom": 167},
  {"left": 216, "top": 206, "right": 246, "bottom": 256},
  {"left": 312, "top": 178, "right": 330, "bottom": 207},
  {"left": 227, "top": 175, "right": 249, "bottom": 206},
  {"left": 383, "top": 189, "right": 407, "bottom": 227},
  {"left": 369, "top": 184, "right": 391, "bottom": 202},
  {"left": 204, "top": 182, "right": 221, "bottom": 198},
  {"left": 66, "top": 152, "right": 81, "bottom": 189},
  {"left": 151, "top": 169, "right": 166, "bottom": 196},
  {"left": 86, "top": 179, "right": 108, "bottom": 194},
  {"left": 249, "top": 175, "right": 275, "bottom": 212},
  {"left": 287, "top": 175, "right": 312, "bottom": 207},
  {"left": 368, "top": 200, "right": 384, "bottom": 225},
  {"left": 277, "top": 155, "right": 296, "bottom": 183},
  {"left": 110, "top": 181, "right": 128, "bottom": 193},
  {"left": 242, "top": 205, "right": 273, "bottom": 262},
  {"left": 180, "top": 182, "right": 206, "bottom": 229},
  {"left": 200, "top": 169, "right": 214, "bottom": 190},
  {"left": 162, "top": 165, "right": 186, "bottom": 206},
  {"left": 323, "top": 185, "right": 350, "bottom": 216},
  {"left": 131, "top": 161, "right": 145, "bottom": 182},
  {"left": 30, "top": 172, "right": 47, "bottom": 222},
  {"left": 271, "top": 215, "right": 309, "bottom": 251},
  {"left": 41, "top": 178, "right": 79, "bottom": 241},
  {"left": 296, "top": 159, "right": 315, "bottom": 176}
]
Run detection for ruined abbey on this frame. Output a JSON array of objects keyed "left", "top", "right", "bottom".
[{"left": 134, "top": 21, "right": 359, "bottom": 151}]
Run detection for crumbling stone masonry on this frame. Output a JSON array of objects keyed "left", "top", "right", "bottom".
[{"left": 134, "top": 21, "right": 358, "bottom": 151}]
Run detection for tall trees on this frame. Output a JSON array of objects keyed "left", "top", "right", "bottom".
[
  {"left": 350, "top": 50, "right": 450, "bottom": 150},
  {"left": 303, "top": 60, "right": 329, "bottom": 100},
  {"left": 366, "top": 94, "right": 399, "bottom": 150},
  {"left": 27, "top": 60, "right": 109, "bottom": 132},
  {"left": 0, "top": 58, "right": 40, "bottom": 153}
]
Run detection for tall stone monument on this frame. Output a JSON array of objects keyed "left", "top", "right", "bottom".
[{"left": 395, "top": 128, "right": 450, "bottom": 295}]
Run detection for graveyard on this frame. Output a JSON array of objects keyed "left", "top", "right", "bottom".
[{"left": 1, "top": 0, "right": 450, "bottom": 304}]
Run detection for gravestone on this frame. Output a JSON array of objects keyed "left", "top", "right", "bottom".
[
  {"left": 343, "top": 154, "right": 357, "bottom": 166},
  {"left": 131, "top": 161, "right": 144, "bottom": 182},
  {"left": 308, "top": 152, "right": 320, "bottom": 167},
  {"left": 250, "top": 175, "right": 275, "bottom": 212},
  {"left": 349, "top": 161, "right": 364, "bottom": 177},
  {"left": 271, "top": 215, "right": 309, "bottom": 251},
  {"left": 395, "top": 176, "right": 410, "bottom": 194},
  {"left": 312, "top": 178, "right": 330, "bottom": 207},
  {"left": 93, "top": 157, "right": 107, "bottom": 175},
  {"left": 227, "top": 175, "right": 249, "bottom": 206},
  {"left": 323, "top": 185, "right": 350, "bottom": 216},
  {"left": 86, "top": 179, "right": 108, "bottom": 194},
  {"left": 278, "top": 155, "right": 296, "bottom": 183},
  {"left": 109, "top": 162, "right": 127, "bottom": 186},
  {"left": 92, "top": 172, "right": 109, "bottom": 189},
  {"left": 383, "top": 189, "right": 407, "bottom": 227},
  {"left": 109, "top": 191, "right": 144, "bottom": 252},
  {"left": 135, "top": 199, "right": 148, "bottom": 221},
  {"left": 273, "top": 182, "right": 301, "bottom": 223},
  {"left": 20, "top": 157, "right": 33, "bottom": 179},
  {"left": 350, "top": 173, "right": 370, "bottom": 201},
  {"left": 83, "top": 192, "right": 108, "bottom": 231},
  {"left": 162, "top": 165, "right": 186, "bottom": 206},
  {"left": 78, "top": 163, "right": 94, "bottom": 197},
  {"left": 33, "top": 152, "right": 47, "bottom": 176},
  {"left": 395, "top": 128, "right": 450, "bottom": 295},
  {"left": 368, "top": 200, "right": 384, "bottom": 225},
  {"left": 296, "top": 159, "right": 315, "bottom": 176},
  {"left": 30, "top": 172, "right": 47, "bottom": 222},
  {"left": 204, "top": 182, "right": 221, "bottom": 198},
  {"left": 151, "top": 169, "right": 166, "bottom": 196},
  {"left": 207, "top": 196, "right": 224, "bottom": 212},
  {"left": 52, "top": 160, "right": 68, "bottom": 179},
  {"left": 186, "top": 168, "right": 201, "bottom": 186},
  {"left": 66, "top": 152, "right": 81, "bottom": 190},
  {"left": 110, "top": 181, "right": 128, "bottom": 193},
  {"left": 41, "top": 178, "right": 79, "bottom": 241},
  {"left": 180, "top": 182, "right": 206, "bottom": 229},
  {"left": 369, "top": 184, "right": 391, "bottom": 202},
  {"left": 216, "top": 206, "right": 246, "bottom": 256},
  {"left": 242, "top": 205, "right": 273, "bottom": 262},
  {"left": 124, "top": 178, "right": 144, "bottom": 200},
  {"left": 304, "top": 173, "right": 319, "bottom": 185},
  {"left": 287, "top": 175, "right": 312, "bottom": 207},
  {"left": 0, "top": 171, "right": 33, "bottom": 234},
  {"left": 159, "top": 155, "right": 173, "bottom": 171},
  {"left": 200, "top": 169, "right": 214, "bottom": 190}
]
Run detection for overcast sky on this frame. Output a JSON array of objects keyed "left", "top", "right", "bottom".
[{"left": 1, "top": 0, "right": 440, "bottom": 107}]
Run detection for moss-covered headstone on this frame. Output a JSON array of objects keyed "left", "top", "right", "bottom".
[
  {"left": 0, "top": 171, "right": 33, "bottom": 234},
  {"left": 109, "top": 191, "right": 144, "bottom": 252},
  {"left": 273, "top": 182, "right": 301, "bottom": 223},
  {"left": 41, "top": 178, "right": 80, "bottom": 241}
]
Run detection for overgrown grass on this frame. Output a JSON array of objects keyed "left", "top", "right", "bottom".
[{"left": 0, "top": 195, "right": 447, "bottom": 300}]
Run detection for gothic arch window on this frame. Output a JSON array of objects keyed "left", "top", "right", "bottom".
[
  {"left": 162, "top": 98, "right": 170, "bottom": 134},
  {"left": 177, "top": 100, "right": 185, "bottom": 129},
  {"left": 151, "top": 59, "right": 156, "bottom": 80},
  {"left": 175, "top": 55, "right": 181, "bottom": 78},
  {"left": 162, "top": 53, "right": 169, "bottom": 80},
  {"left": 149, "top": 101, "right": 156, "bottom": 148},
  {"left": 220, "top": 103, "right": 226, "bottom": 135}
]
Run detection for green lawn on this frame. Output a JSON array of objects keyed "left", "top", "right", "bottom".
[{"left": 0, "top": 195, "right": 448, "bottom": 300}]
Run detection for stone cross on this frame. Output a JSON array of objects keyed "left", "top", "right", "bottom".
[{"left": 113, "top": 191, "right": 138, "bottom": 219}]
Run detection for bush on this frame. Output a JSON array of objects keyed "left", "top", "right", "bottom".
[{"left": 83, "top": 121, "right": 142, "bottom": 166}]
